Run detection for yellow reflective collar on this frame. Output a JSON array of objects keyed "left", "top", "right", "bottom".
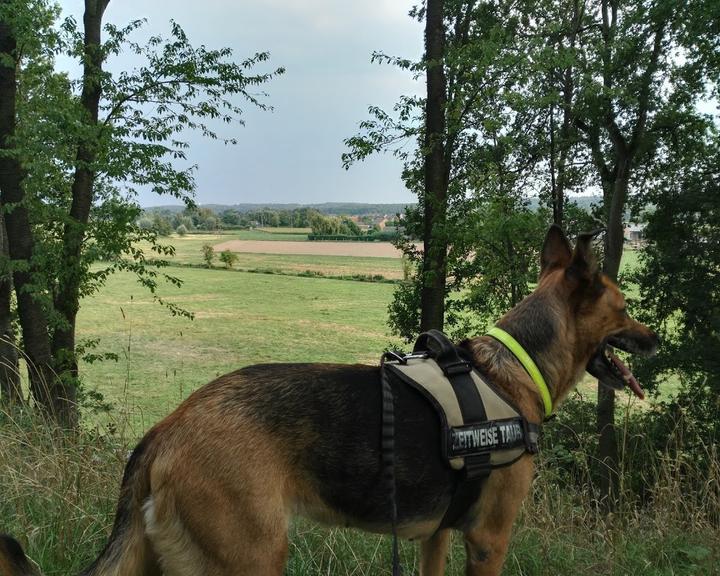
[{"left": 486, "top": 327, "right": 552, "bottom": 418}]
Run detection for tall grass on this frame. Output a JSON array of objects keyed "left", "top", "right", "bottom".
[
  {"left": 1, "top": 399, "right": 718, "bottom": 576},
  {"left": 0, "top": 407, "right": 124, "bottom": 575}
]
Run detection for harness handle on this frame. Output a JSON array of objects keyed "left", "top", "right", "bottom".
[{"left": 413, "top": 329, "right": 472, "bottom": 375}]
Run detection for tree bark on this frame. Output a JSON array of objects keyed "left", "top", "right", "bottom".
[
  {"left": 51, "top": 0, "right": 109, "bottom": 421},
  {"left": 420, "top": 0, "right": 449, "bottom": 332},
  {"left": 592, "top": 0, "right": 654, "bottom": 510},
  {"left": 596, "top": 157, "right": 631, "bottom": 508},
  {"left": 0, "top": 214, "right": 20, "bottom": 404},
  {"left": 548, "top": 98, "right": 559, "bottom": 225},
  {"left": 594, "top": 164, "right": 625, "bottom": 510},
  {"left": 0, "top": 11, "right": 60, "bottom": 418}
]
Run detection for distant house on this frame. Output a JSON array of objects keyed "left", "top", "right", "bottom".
[{"left": 624, "top": 223, "right": 645, "bottom": 247}]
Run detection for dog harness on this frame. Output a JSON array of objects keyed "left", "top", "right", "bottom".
[
  {"left": 380, "top": 330, "right": 541, "bottom": 533},
  {"left": 379, "top": 330, "right": 543, "bottom": 575}
]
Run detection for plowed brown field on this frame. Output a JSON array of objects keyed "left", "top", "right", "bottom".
[{"left": 212, "top": 240, "right": 406, "bottom": 258}]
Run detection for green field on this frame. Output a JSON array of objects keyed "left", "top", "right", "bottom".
[
  {"left": 230, "top": 229, "right": 309, "bottom": 241},
  {"left": 209, "top": 252, "right": 403, "bottom": 279},
  {"left": 77, "top": 266, "right": 400, "bottom": 431},
  {"left": 173, "top": 228, "right": 310, "bottom": 247}
]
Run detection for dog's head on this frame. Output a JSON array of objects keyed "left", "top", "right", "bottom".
[{"left": 539, "top": 225, "right": 658, "bottom": 399}]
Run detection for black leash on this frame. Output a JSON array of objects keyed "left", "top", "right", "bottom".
[{"left": 380, "top": 353, "right": 402, "bottom": 576}]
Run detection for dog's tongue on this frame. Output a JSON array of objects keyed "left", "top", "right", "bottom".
[{"left": 608, "top": 349, "right": 645, "bottom": 400}]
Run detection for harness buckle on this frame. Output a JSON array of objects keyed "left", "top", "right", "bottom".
[
  {"left": 522, "top": 419, "right": 540, "bottom": 454},
  {"left": 441, "top": 360, "right": 473, "bottom": 376}
]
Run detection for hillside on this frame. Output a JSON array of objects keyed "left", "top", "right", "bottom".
[{"left": 144, "top": 202, "right": 414, "bottom": 216}]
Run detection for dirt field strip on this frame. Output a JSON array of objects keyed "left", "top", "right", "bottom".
[{"left": 212, "top": 239, "right": 407, "bottom": 258}]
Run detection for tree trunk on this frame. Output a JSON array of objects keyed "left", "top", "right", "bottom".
[
  {"left": 548, "top": 100, "right": 559, "bottom": 225},
  {"left": 420, "top": 0, "right": 448, "bottom": 332},
  {"left": 0, "top": 12, "right": 63, "bottom": 420},
  {"left": 0, "top": 214, "right": 20, "bottom": 404},
  {"left": 596, "top": 161, "right": 630, "bottom": 509},
  {"left": 51, "top": 0, "right": 109, "bottom": 415},
  {"left": 587, "top": 0, "right": 663, "bottom": 513},
  {"left": 596, "top": 383, "right": 618, "bottom": 508}
]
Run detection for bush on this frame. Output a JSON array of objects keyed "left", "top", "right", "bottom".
[
  {"left": 152, "top": 214, "right": 173, "bottom": 236},
  {"left": 219, "top": 250, "right": 238, "bottom": 269},
  {"left": 176, "top": 224, "right": 188, "bottom": 236}
]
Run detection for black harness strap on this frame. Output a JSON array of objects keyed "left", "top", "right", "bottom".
[
  {"left": 414, "top": 330, "right": 487, "bottom": 423},
  {"left": 413, "top": 331, "right": 493, "bottom": 529}
]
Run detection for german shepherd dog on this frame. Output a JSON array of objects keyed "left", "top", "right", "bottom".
[{"left": 1, "top": 226, "right": 658, "bottom": 576}]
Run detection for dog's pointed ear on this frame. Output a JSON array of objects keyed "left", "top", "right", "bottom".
[
  {"left": 567, "top": 228, "right": 604, "bottom": 283},
  {"left": 540, "top": 225, "right": 572, "bottom": 278}
]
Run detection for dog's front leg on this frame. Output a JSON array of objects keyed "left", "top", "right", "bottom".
[
  {"left": 462, "top": 458, "right": 534, "bottom": 576},
  {"left": 419, "top": 528, "right": 452, "bottom": 575},
  {"left": 462, "top": 526, "right": 511, "bottom": 576}
]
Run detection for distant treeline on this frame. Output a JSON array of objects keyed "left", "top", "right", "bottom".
[
  {"left": 139, "top": 206, "right": 318, "bottom": 234},
  {"left": 140, "top": 198, "right": 604, "bottom": 238},
  {"left": 139, "top": 205, "right": 402, "bottom": 238},
  {"left": 144, "top": 202, "right": 412, "bottom": 217}
]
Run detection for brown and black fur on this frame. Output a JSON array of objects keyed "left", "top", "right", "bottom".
[{"left": 0, "top": 226, "right": 658, "bottom": 576}]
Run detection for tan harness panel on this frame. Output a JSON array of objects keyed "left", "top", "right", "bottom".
[{"left": 387, "top": 357, "right": 531, "bottom": 470}]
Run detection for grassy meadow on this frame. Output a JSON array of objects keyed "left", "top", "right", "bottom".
[
  {"left": 2, "top": 238, "right": 719, "bottom": 575},
  {"left": 76, "top": 265, "right": 400, "bottom": 431}
]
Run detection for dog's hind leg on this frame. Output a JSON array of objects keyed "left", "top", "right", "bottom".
[
  {"left": 419, "top": 528, "right": 452, "bottom": 575},
  {"left": 144, "top": 474, "right": 289, "bottom": 576}
]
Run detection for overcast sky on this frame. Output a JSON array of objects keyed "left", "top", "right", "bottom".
[{"left": 55, "top": 1, "right": 423, "bottom": 207}]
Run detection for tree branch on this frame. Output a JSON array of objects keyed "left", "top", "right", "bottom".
[{"left": 629, "top": 25, "right": 665, "bottom": 156}]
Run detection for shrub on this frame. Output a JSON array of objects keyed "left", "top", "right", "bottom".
[
  {"left": 219, "top": 250, "right": 238, "bottom": 269},
  {"left": 151, "top": 214, "right": 173, "bottom": 236}
]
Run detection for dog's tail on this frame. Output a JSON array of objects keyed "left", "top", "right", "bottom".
[{"left": 0, "top": 428, "right": 162, "bottom": 576}]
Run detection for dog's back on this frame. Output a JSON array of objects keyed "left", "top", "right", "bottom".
[{"left": 220, "top": 363, "right": 455, "bottom": 529}]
